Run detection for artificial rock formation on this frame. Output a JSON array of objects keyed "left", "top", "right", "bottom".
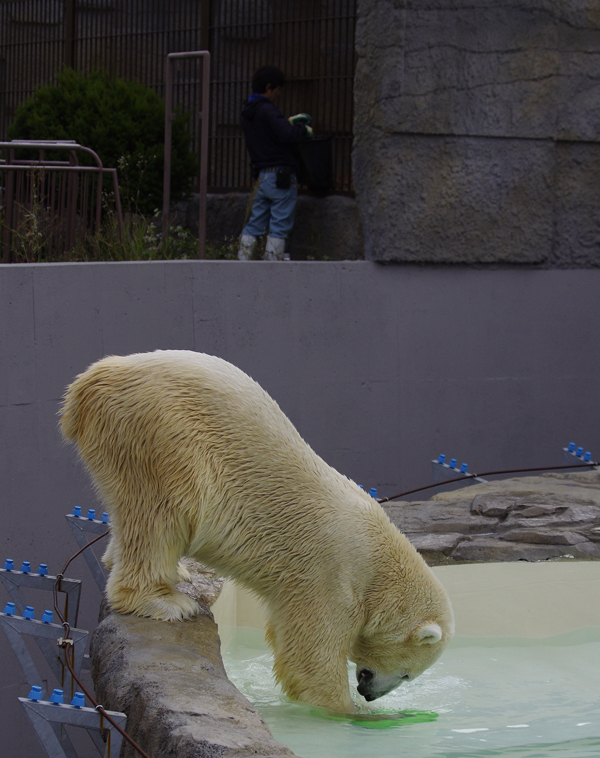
[
  {"left": 353, "top": 0, "right": 600, "bottom": 265},
  {"left": 384, "top": 471, "right": 600, "bottom": 565},
  {"left": 90, "top": 562, "right": 295, "bottom": 758}
]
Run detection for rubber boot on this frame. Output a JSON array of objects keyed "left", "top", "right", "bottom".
[
  {"left": 238, "top": 234, "right": 257, "bottom": 261},
  {"left": 264, "top": 236, "right": 289, "bottom": 261}
]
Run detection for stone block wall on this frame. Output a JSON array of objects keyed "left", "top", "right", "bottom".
[
  {"left": 353, "top": 0, "right": 600, "bottom": 265},
  {"left": 173, "top": 193, "right": 364, "bottom": 260}
]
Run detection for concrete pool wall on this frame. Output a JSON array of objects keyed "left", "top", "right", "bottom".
[
  {"left": 213, "top": 562, "right": 600, "bottom": 640},
  {"left": 2, "top": 260, "right": 600, "bottom": 756}
]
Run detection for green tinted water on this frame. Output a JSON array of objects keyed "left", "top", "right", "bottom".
[{"left": 220, "top": 626, "right": 600, "bottom": 758}]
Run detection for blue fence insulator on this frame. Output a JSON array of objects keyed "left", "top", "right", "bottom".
[
  {"left": 460, "top": 463, "right": 468, "bottom": 473},
  {"left": 28, "top": 686, "right": 42, "bottom": 701},
  {"left": 86, "top": 509, "right": 96, "bottom": 520},
  {"left": 3, "top": 602, "right": 16, "bottom": 615},
  {"left": 576, "top": 447, "right": 584, "bottom": 457},
  {"left": 23, "top": 606, "right": 35, "bottom": 619},
  {"left": 41, "top": 610, "right": 53, "bottom": 624},
  {"left": 71, "top": 692, "right": 85, "bottom": 708},
  {"left": 438, "top": 454, "right": 446, "bottom": 464},
  {"left": 369, "top": 487, "right": 378, "bottom": 499},
  {"left": 37, "top": 563, "right": 48, "bottom": 576},
  {"left": 101, "top": 512, "right": 110, "bottom": 524},
  {"left": 449, "top": 458, "right": 457, "bottom": 469},
  {"left": 3, "top": 559, "right": 14, "bottom": 571},
  {"left": 584, "top": 451, "right": 592, "bottom": 462},
  {"left": 49, "top": 689, "right": 64, "bottom": 705},
  {"left": 73, "top": 506, "right": 82, "bottom": 517},
  {"left": 568, "top": 442, "right": 576, "bottom": 452},
  {"left": 20, "top": 561, "right": 31, "bottom": 573}
]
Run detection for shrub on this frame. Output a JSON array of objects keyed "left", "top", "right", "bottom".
[{"left": 8, "top": 68, "right": 198, "bottom": 213}]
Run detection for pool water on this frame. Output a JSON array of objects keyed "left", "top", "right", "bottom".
[{"left": 220, "top": 626, "right": 600, "bottom": 758}]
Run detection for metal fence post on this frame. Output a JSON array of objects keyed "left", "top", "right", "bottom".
[
  {"left": 20, "top": 697, "right": 127, "bottom": 758},
  {"left": 63, "top": 0, "right": 77, "bottom": 69},
  {"left": 162, "top": 51, "right": 210, "bottom": 259},
  {"left": 64, "top": 513, "right": 109, "bottom": 593}
]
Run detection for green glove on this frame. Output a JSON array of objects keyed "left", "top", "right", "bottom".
[{"left": 288, "top": 113, "right": 312, "bottom": 126}]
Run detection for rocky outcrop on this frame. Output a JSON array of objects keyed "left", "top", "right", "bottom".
[
  {"left": 90, "top": 563, "right": 295, "bottom": 758},
  {"left": 384, "top": 471, "right": 600, "bottom": 565}
]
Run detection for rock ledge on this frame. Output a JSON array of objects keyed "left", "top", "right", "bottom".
[
  {"left": 384, "top": 471, "right": 600, "bottom": 565},
  {"left": 90, "top": 590, "right": 295, "bottom": 758}
]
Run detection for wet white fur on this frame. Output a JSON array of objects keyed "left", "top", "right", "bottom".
[{"left": 61, "top": 350, "right": 454, "bottom": 712}]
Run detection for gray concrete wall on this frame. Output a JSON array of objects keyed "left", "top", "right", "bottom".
[
  {"left": 2, "top": 260, "right": 600, "bottom": 756},
  {"left": 354, "top": 0, "right": 600, "bottom": 265}
]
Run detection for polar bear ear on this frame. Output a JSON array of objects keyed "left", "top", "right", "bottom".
[{"left": 414, "top": 623, "right": 443, "bottom": 645}]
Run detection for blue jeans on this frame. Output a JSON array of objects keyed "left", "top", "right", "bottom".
[{"left": 242, "top": 171, "right": 298, "bottom": 239}]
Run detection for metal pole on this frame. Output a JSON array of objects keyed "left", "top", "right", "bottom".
[
  {"left": 63, "top": 0, "right": 76, "bottom": 69},
  {"left": 199, "top": 52, "right": 210, "bottom": 259},
  {"left": 64, "top": 514, "right": 109, "bottom": 593},
  {"left": 162, "top": 51, "right": 210, "bottom": 259},
  {"left": 162, "top": 55, "right": 174, "bottom": 242},
  {"left": 111, "top": 169, "right": 125, "bottom": 243},
  {"left": 3, "top": 168, "right": 14, "bottom": 262},
  {"left": 20, "top": 698, "right": 126, "bottom": 758}
]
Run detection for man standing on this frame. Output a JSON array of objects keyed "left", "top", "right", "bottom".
[{"left": 238, "top": 66, "right": 312, "bottom": 261}]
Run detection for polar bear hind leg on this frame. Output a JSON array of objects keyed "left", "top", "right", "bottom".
[
  {"left": 104, "top": 512, "right": 200, "bottom": 622},
  {"left": 103, "top": 522, "right": 193, "bottom": 605}
]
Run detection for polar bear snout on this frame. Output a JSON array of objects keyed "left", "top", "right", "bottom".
[{"left": 356, "top": 667, "right": 410, "bottom": 701}]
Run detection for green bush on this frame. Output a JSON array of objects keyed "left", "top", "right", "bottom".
[{"left": 8, "top": 68, "right": 198, "bottom": 213}]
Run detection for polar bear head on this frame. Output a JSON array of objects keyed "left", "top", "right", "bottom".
[
  {"left": 348, "top": 527, "right": 455, "bottom": 702},
  {"left": 350, "top": 620, "right": 452, "bottom": 701}
]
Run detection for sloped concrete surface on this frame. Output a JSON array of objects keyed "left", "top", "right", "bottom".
[
  {"left": 90, "top": 599, "right": 296, "bottom": 758},
  {"left": 385, "top": 471, "right": 600, "bottom": 565}
]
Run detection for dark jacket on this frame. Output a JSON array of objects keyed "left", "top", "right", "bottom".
[{"left": 241, "top": 95, "right": 307, "bottom": 172}]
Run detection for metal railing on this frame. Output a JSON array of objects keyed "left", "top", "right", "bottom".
[{"left": 0, "top": 141, "right": 124, "bottom": 263}]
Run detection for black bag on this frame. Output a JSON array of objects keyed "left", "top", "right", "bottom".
[
  {"left": 296, "top": 137, "right": 333, "bottom": 192},
  {"left": 276, "top": 166, "right": 292, "bottom": 189}
]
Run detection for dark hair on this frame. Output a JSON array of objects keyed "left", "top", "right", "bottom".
[{"left": 252, "top": 66, "right": 286, "bottom": 94}]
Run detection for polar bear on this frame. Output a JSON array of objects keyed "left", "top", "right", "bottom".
[{"left": 61, "top": 350, "right": 454, "bottom": 712}]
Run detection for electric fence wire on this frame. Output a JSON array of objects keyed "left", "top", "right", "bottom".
[
  {"left": 378, "top": 460, "right": 600, "bottom": 503},
  {"left": 52, "top": 528, "right": 152, "bottom": 758}
]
